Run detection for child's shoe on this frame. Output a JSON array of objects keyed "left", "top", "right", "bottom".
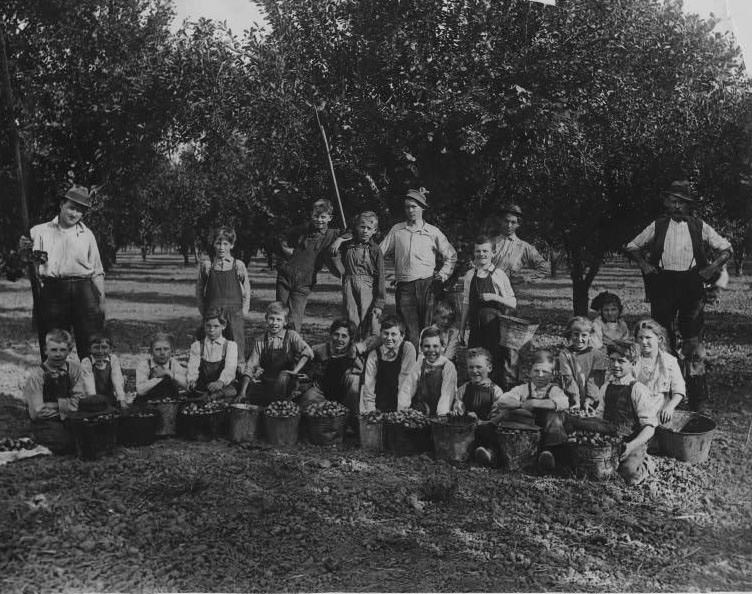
[
  {"left": 537, "top": 450, "right": 556, "bottom": 471},
  {"left": 474, "top": 446, "right": 495, "bottom": 466}
]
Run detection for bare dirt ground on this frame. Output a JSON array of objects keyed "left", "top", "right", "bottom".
[{"left": 0, "top": 250, "right": 751, "bottom": 592}]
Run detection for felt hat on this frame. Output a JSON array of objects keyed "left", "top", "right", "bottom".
[
  {"left": 68, "top": 395, "right": 117, "bottom": 420},
  {"left": 498, "top": 202, "right": 523, "bottom": 217},
  {"left": 661, "top": 179, "right": 695, "bottom": 203},
  {"left": 405, "top": 187, "right": 430, "bottom": 209},
  {"left": 62, "top": 185, "right": 93, "bottom": 209}
]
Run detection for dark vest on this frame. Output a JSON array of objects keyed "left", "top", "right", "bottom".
[{"left": 648, "top": 216, "right": 708, "bottom": 269}]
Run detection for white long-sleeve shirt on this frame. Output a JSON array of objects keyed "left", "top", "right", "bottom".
[
  {"left": 186, "top": 337, "right": 238, "bottom": 386},
  {"left": 360, "top": 341, "right": 417, "bottom": 413},
  {"left": 380, "top": 221, "right": 457, "bottom": 282}
]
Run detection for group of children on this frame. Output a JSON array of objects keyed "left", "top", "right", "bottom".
[{"left": 21, "top": 198, "right": 688, "bottom": 487}]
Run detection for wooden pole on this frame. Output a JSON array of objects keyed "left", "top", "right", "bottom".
[
  {"left": 314, "top": 106, "right": 348, "bottom": 229},
  {"left": 0, "top": 25, "right": 45, "bottom": 359}
]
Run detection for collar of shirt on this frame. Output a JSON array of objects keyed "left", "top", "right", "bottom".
[
  {"left": 609, "top": 373, "right": 635, "bottom": 386},
  {"left": 43, "top": 361, "right": 69, "bottom": 375},
  {"left": 498, "top": 234, "right": 519, "bottom": 243},
  {"left": 379, "top": 343, "right": 402, "bottom": 360},
  {"left": 52, "top": 216, "right": 85, "bottom": 235},
  {"left": 568, "top": 346, "right": 592, "bottom": 355},
  {"left": 149, "top": 357, "right": 171, "bottom": 370},
  {"left": 205, "top": 336, "right": 227, "bottom": 347},
  {"left": 397, "top": 221, "right": 431, "bottom": 235},
  {"left": 467, "top": 378, "right": 494, "bottom": 389},
  {"left": 212, "top": 256, "right": 234, "bottom": 267},
  {"left": 420, "top": 354, "right": 447, "bottom": 368},
  {"left": 265, "top": 331, "right": 286, "bottom": 344},
  {"left": 475, "top": 263, "right": 497, "bottom": 274},
  {"left": 328, "top": 343, "right": 350, "bottom": 358}
]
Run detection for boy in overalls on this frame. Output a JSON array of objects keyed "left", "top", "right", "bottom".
[
  {"left": 459, "top": 235, "right": 517, "bottom": 390},
  {"left": 238, "top": 302, "right": 313, "bottom": 405},
  {"left": 196, "top": 226, "right": 251, "bottom": 365},
  {"left": 22, "top": 329, "right": 86, "bottom": 453},
  {"left": 81, "top": 334, "right": 127, "bottom": 407},
  {"left": 398, "top": 326, "right": 457, "bottom": 416},
  {"left": 187, "top": 310, "right": 239, "bottom": 399},
  {"left": 451, "top": 347, "right": 505, "bottom": 465},
  {"left": 135, "top": 332, "right": 187, "bottom": 403},
  {"left": 360, "top": 315, "right": 417, "bottom": 413},
  {"left": 300, "top": 319, "right": 362, "bottom": 427},
  {"left": 596, "top": 340, "right": 659, "bottom": 485}
]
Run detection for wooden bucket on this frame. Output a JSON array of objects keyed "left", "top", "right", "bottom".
[
  {"left": 565, "top": 442, "right": 620, "bottom": 480},
  {"left": 431, "top": 416, "right": 477, "bottom": 463},
  {"left": 496, "top": 423, "right": 541, "bottom": 470}
]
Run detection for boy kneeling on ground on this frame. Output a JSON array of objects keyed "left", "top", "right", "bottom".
[
  {"left": 238, "top": 301, "right": 313, "bottom": 405},
  {"left": 22, "top": 329, "right": 85, "bottom": 454},
  {"left": 596, "top": 340, "right": 659, "bottom": 485},
  {"left": 299, "top": 319, "right": 361, "bottom": 424}
]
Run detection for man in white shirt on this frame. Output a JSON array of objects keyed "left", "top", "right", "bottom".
[
  {"left": 22, "top": 185, "right": 106, "bottom": 361},
  {"left": 625, "top": 180, "right": 731, "bottom": 411},
  {"left": 380, "top": 188, "right": 457, "bottom": 347}
]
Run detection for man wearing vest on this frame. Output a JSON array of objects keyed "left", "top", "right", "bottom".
[{"left": 625, "top": 180, "right": 731, "bottom": 412}]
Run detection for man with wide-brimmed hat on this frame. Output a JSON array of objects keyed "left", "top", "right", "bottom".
[
  {"left": 625, "top": 179, "right": 731, "bottom": 411},
  {"left": 22, "top": 185, "right": 106, "bottom": 361},
  {"left": 380, "top": 187, "right": 457, "bottom": 347},
  {"left": 483, "top": 202, "right": 548, "bottom": 285}
]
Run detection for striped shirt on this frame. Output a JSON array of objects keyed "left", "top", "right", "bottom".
[{"left": 626, "top": 220, "right": 730, "bottom": 271}]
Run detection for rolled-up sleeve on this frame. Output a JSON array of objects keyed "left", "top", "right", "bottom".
[
  {"left": 289, "top": 331, "right": 314, "bottom": 361},
  {"left": 522, "top": 243, "right": 549, "bottom": 278},
  {"left": 625, "top": 222, "right": 656, "bottom": 251},
  {"left": 632, "top": 382, "right": 659, "bottom": 428},
  {"left": 186, "top": 341, "right": 201, "bottom": 384},
  {"left": 361, "top": 351, "right": 379, "bottom": 412},
  {"left": 434, "top": 229, "right": 457, "bottom": 281},
  {"left": 702, "top": 222, "right": 731, "bottom": 252},
  {"left": 88, "top": 230, "right": 104, "bottom": 277},
  {"left": 397, "top": 359, "right": 421, "bottom": 411},
  {"left": 491, "top": 269, "right": 516, "bottom": 309},
  {"left": 436, "top": 361, "right": 457, "bottom": 416},
  {"left": 548, "top": 386, "right": 569, "bottom": 411},
  {"left": 379, "top": 226, "right": 396, "bottom": 259},
  {"left": 218, "top": 341, "right": 239, "bottom": 386}
]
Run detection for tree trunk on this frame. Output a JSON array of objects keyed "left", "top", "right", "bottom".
[{"left": 569, "top": 250, "right": 603, "bottom": 316}]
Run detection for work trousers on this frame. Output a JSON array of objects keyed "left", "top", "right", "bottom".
[
  {"left": 38, "top": 277, "right": 104, "bottom": 361},
  {"left": 647, "top": 269, "right": 705, "bottom": 351},
  {"left": 343, "top": 275, "right": 378, "bottom": 337},
  {"left": 275, "top": 275, "right": 311, "bottom": 332},
  {"left": 395, "top": 277, "right": 436, "bottom": 348}
]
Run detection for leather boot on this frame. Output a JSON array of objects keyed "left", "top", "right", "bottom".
[{"left": 686, "top": 374, "right": 709, "bottom": 413}]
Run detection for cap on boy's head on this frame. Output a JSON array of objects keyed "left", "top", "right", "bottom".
[
  {"left": 380, "top": 314, "right": 405, "bottom": 334},
  {"left": 590, "top": 291, "right": 623, "bottom": 313},
  {"left": 266, "top": 301, "right": 289, "bottom": 319},
  {"left": 661, "top": 179, "right": 695, "bottom": 203},
  {"left": 607, "top": 339, "right": 639, "bottom": 362},
  {"left": 312, "top": 199, "right": 334, "bottom": 215},
  {"left": 565, "top": 316, "right": 593, "bottom": 335},
  {"left": 213, "top": 226, "right": 237, "bottom": 244},
  {"left": 499, "top": 202, "right": 523, "bottom": 217},
  {"left": 45, "top": 328, "right": 73, "bottom": 347},
  {"left": 405, "top": 187, "right": 429, "bottom": 209},
  {"left": 61, "top": 185, "right": 93, "bottom": 209}
]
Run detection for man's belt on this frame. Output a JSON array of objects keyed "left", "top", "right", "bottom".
[{"left": 41, "top": 276, "right": 92, "bottom": 282}]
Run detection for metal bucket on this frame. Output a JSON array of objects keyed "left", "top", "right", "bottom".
[
  {"left": 656, "top": 411, "right": 716, "bottom": 463},
  {"left": 228, "top": 404, "right": 262, "bottom": 443},
  {"left": 431, "top": 416, "right": 477, "bottom": 463}
]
